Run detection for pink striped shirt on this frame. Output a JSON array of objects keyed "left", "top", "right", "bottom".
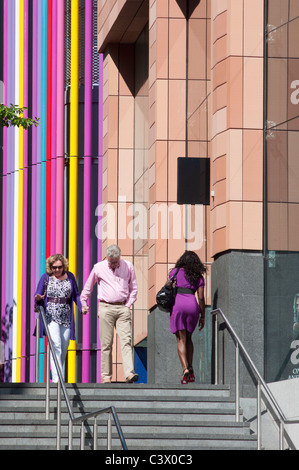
[{"left": 80, "top": 259, "right": 138, "bottom": 308}]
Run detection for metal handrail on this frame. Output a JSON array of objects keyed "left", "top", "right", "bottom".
[
  {"left": 211, "top": 308, "right": 299, "bottom": 450},
  {"left": 36, "top": 306, "right": 128, "bottom": 450}
]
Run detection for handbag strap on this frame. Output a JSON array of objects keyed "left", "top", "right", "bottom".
[{"left": 170, "top": 267, "right": 180, "bottom": 282}]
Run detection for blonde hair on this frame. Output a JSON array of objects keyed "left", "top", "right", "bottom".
[{"left": 46, "top": 254, "right": 69, "bottom": 275}]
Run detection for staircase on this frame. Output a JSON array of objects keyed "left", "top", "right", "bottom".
[{"left": 0, "top": 382, "right": 257, "bottom": 450}]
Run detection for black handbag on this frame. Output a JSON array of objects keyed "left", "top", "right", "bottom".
[{"left": 156, "top": 268, "right": 179, "bottom": 311}]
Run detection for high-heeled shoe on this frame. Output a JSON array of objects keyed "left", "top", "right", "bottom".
[
  {"left": 181, "top": 368, "right": 190, "bottom": 384},
  {"left": 188, "top": 367, "right": 195, "bottom": 383}
]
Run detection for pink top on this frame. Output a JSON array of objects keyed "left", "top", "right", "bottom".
[{"left": 80, "top": 259, "right": 138, "bottom": 308}]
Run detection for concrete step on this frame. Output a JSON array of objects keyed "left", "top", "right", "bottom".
[{"left": 0, "top": 383, "right": 257, "bottom": 450}]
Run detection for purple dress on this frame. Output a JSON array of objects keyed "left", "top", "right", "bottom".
[{"left": 169, "top": 268, "right": 204, "bottom": 334}]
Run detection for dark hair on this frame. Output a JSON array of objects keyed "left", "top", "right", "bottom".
[{"left": 175, "top": 251, "right": 206, "bottom": 287}]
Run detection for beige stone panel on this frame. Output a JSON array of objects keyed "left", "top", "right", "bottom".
[
  {"left": 148, "top": 263, "right": 168, "bottom": 295},
  {"left": 212, "top": 35, "right": 227, "bottom": 69},
  {"left": 118, "top": 96, "right": 134, "bottom": 148},
  {"left": 227, "top": 56, "right": 243, "bottom": 129},
  {"left": 156, "top": 18, "right": 169, "bottom": 79},
  {"left": 211, "top": 202, "right": 226, "bottom": 233},
  {"left": 168, "top": 140, "right": 185, "bottom": 201},
  {"left": 227, "top": 0, "right": 243, "bottom": 56},
  {"left": 155, "top": 80, "right": 168, "bottom": 140},
  {"left": 133, "top": 310, "right": 148, "bottom": 345},
  {"left": 242, "top": 202, "right": 263, "bottom": 250},
  {"left": 267, "top": 203, "right": 288, "bottom": 251},
  {"left": 105, "top": 149, "right": 118, "bottom": 201},
  {"left": 288, "top": 204, "right": 299, "bottom": 251},
  {"left": 118, "top": 149, "right": 133, "bottom": 201},
  {"left": 213, "top": 83, "right": 227, "bottom": 114},
  {"left": 106, "top": 96, "right": 119, "bottom": 149},
  {"left": 189, "top": 19, "right": 207, "bottom": 80},
  {"left": 102, "top": 202, "right": 118, "bottom": 247},
  {"left": 213, "top": 154, "right": 226, "bottom": 186},
  {"left": 188, "top": 141, "right": 209, "bottom": 158},
  {"left": 106, "top": 45, "right": 119, "bottom": 96},
  {"left": 169, "top": 80, "right": 186, "bottom": 141},
  {"left": 227, "top": 129, "right": 243, "bottom": 200},
  {"left": 243, "top": 130, "right": 263, "bottom": 202},
  {"left": 133, "top": 256, "right": 148, "bottom": 310},
  {"left": 155, "top": 140, "right": 168, "bottom": 201},
  {"left": 290, "top": 0, "right": 299, "bottom": 20},
  {"left": 212, "top": 226, "right": 227, "bottom": 255},
  {"left": 244, "top": 0, "right": 264, "bottom": 57},
  {"left": 212, "top": 10, "right": 227, "bottom": 44},
  {"left": 288, "top": 132, "right": 299, "bottom": 203},
  {"left": 212, "top": 107, "right": 227, "bottom": 139},
  {"left": 267, "top": 59, "right": 287, "bottom": 127},
  {"left": 226, "top": 201, "right": 243, "bottom": 249},
  {"left": 169, "top": 19, "right": 186, "bottom": 80},
  {"left": 168, "top": 237, "right": 186, "bottom": 265},
  {"left": 188, "top": 80, "right": 209, "bottom": 117},
  {"left": 211, "top": 131, "right": 226, "bottom": 161},
  {"left": 243, "top": 57, "right": 263, "bottom": 129},
  {"left": 212, "top": 59, "right": 227, "bottom": 90},
  {"left": 155, "top": 0, "right": 169, "bottom": 19},
  {"left": 214, "top": 179, "right": 226, "bottom": 207},
  {"left": 211, "top": 0, "right": 228, "bottom": 20}
]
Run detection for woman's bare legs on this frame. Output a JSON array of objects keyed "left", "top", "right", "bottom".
[{"left": 175, "top": 330, "right": 194, "bottom": 381}]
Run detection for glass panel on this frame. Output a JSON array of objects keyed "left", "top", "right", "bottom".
[{"left": 265, "top": 2, "right": 299, "bottom": 382}]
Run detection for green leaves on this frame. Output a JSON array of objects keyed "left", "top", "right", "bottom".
[{"left": 0, "top": 103, "right": 40, "bottom": 129}]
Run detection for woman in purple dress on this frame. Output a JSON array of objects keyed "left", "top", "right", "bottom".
[{"left": 169, "top": 251, "right": 206, "bottom": 384}]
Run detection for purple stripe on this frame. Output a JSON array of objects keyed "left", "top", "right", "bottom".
[{"left": 29, "top": 0, "right": 38, "bottom": 382}]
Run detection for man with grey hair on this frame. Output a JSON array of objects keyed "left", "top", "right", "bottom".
[{"left": 81, "top": 244, "right": 138, "bottom": 383}]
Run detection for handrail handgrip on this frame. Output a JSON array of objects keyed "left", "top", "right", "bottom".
[
  {"left": 38, "top": 306, "right": 75, "bottom": 420},
  {"left": 211, "top": 308, "right": 287, "bottom": 422},
  {"left": 37, "top": 305, "right": 127, "bottom": 450}
]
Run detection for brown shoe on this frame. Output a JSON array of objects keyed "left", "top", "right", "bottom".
[
  {"left": 126, "top": 373, "right": 139, "bottom": 383},
  {"left": 102, "top": 378, "right": 111, "bottom": 383}
]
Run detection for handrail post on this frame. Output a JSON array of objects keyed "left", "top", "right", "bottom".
[
  {"left": 257, "top": 381, "right": 262, "bottom": 450},
  {"left": 68, "top": 419, "right": 73, "bottom": 450},
  {"left": 235, "top": 342, "right": 240, "bottom": 422},
  {"left": 93, "top": 416, "right": 98, "bottom": 450},
  {"left": 279, "top": 421, "right": 285, "bottom": 450},
  {"left": 46, "top": 342, "right": 50, "bottom": 420},
  {"left": 57, "top": 381, "right": 61, "bottom": 450},
  {"left": 81, "top": 421, "right": 85, "bottom": 450},
  {"left": 213, "top": 313, "right": 219, "bottom": 385},
  {"left": 107, "top": 412, "right": 112, "bottom": 450},
  {"left": 35, "top": 318, "right": 40, "bottom": 383}
]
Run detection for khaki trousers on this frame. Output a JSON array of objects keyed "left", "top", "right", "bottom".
[{"left": 98, "top": 302, "right": 134, "bottom": 381}]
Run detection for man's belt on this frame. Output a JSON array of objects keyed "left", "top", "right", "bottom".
[
  {"left": 100, "top": 300, "right": 126, "bottom": 306},
  {"left": 48, "top": 297, "right": 72, "bottom": 305}
]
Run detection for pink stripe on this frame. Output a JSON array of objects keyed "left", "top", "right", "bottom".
[{"left": 55, "top": 0, "right": 64, "bottom": 253}]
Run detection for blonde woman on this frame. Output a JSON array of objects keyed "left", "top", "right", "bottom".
[{"left": 34, "top": 254, "right": 82, "bottom": 382}]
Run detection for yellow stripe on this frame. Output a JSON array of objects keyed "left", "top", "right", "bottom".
[
  {"left": 68, "top": 0, "right": 79, "bottom": 383},
  {"left": 16, "top": 0, "right": 24, "bottom": 382}
]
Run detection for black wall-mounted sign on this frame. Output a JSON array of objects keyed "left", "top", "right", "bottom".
[{"left": 177, "top": 157, "right": 210, "bottom": 205}]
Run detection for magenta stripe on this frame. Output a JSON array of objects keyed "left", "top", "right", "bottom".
[
  {"left": 51, "top": 0, "right": 57, "bottom": 254},
  {"left": 82, "top": 0, "right": 93, "bottom": 382},
  {"left": 21, "top": 0, "right": 29, "bottom": 381},
  {"left": 55, "top": 0, "right": 64, "bottom": 253},
  {"left": 1, "top": 0, "right": 7, "bottom": 352},
  {"left": 97, "top": 53, "right": 103, "bottom": 382},
  {"left": 29, "top": 0, "right": 38, "bottom": 382}
]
